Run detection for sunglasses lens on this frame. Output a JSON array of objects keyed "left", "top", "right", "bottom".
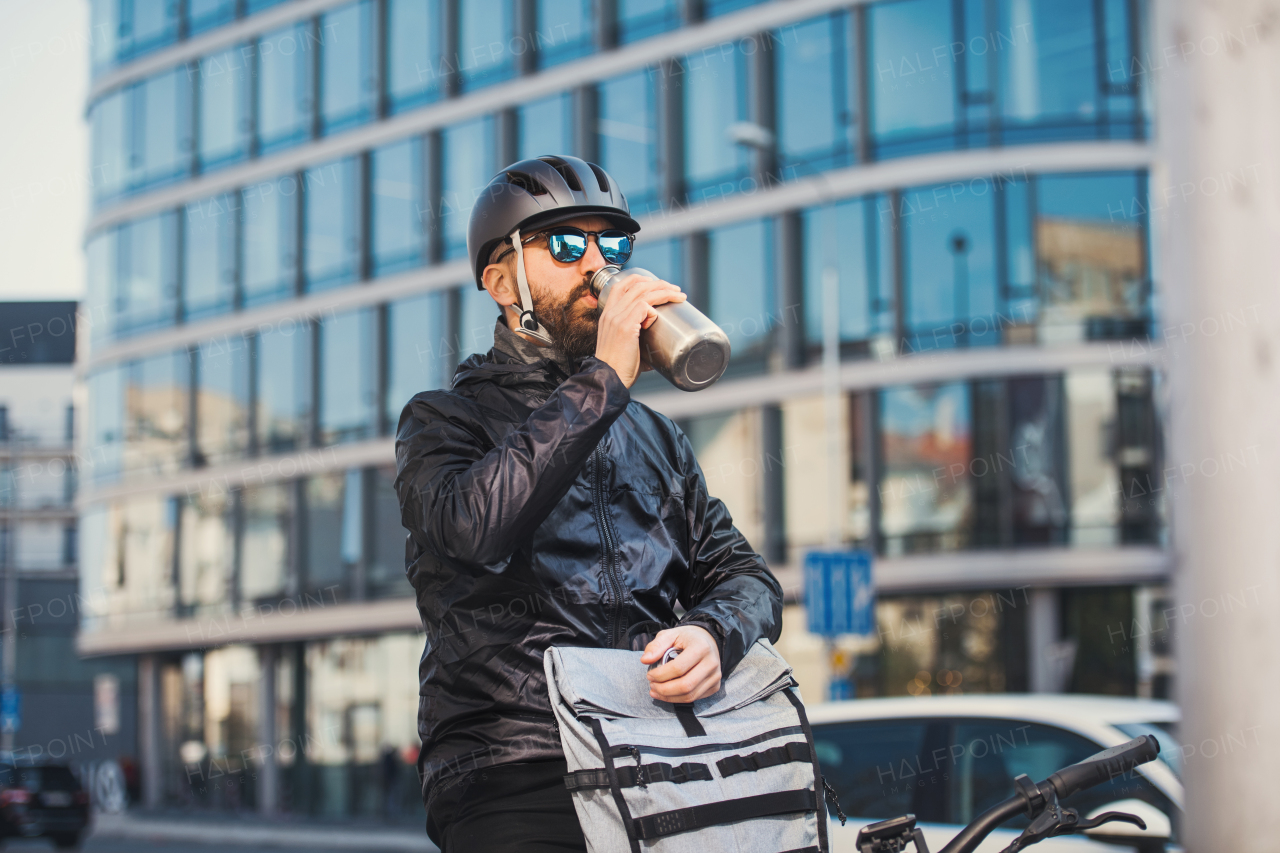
[
  {"left": 547, "top": 232, "right": 587, "bottom": 262},
  {"left": 598, "top": 231, "right": 633, "bottom": 264}
]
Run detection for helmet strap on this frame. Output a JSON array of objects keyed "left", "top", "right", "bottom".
[{"left": 510, "top": 227, "right": 552, "bottom": 345}]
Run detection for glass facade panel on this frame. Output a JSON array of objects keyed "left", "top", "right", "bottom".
[
  {"left": 369, "top": 466, "right": 411, "bottom": 598},
  {"left": 626, "top": 237, "right": 682, "bottom": 284},
  {"left": 1034, "top": 172, "right": 1146, "bottom": 342},
  {"left": 518, "top": 93, "right": 572, "bottom": 161},
  {"left": 86, "top": 232, "right": 118, "bottom": 351},
  {"left": 320, "top": 1, "right": 376, "bottom": 135},
  {"left": 386, "top": 293, "right": 449, "bottom": 426},
  {"left": 318, "top": 309, "right": 376, "bottom": 445},
  {"left": 194, "top": 337, "right": 251, "bottom": 466},
  {"left": 123, "top": 351, "right": 189, "bottom": 479},
  {"left": 178, "top": 490, "right": 234, "bottom": 614},
  {"left": 117, "top": 213, "right": 179, "bottom": 337},
  {"left": 90, "top": 0, "right": 121, "bottom": 73},
  {"left": 458, "top": 284, "right": 498, "bottom": 360},
  {"left": 304, "top": 158, "right": 361, "bottom": 292},
  {"left": 183, "top": 195, "right": 238, "bottom": 320},
  {"left": 247, "top": 0, "right": 290, "bottom": 11},
  {"left": 617, "top": 0, "right": 679, "bottom": 44},
  {"left": 1066, "top": 368, "right": 1119, "bottom": 546},
  {"left": 457, "top": 0, "right": 515, "bottom": 92},
  {"left": 371, "top": 138, "right": 424, "bottom": 276},
  {"left": 997, "top": 0, "right": 1100, "bottom": 137},
  {"left": 240, "top": 483, "right": 291, "bottom": 601},
  {"left": 899, "top": 182, "right": 998, "bottom": 351},
  {"left": 776, "top": 14, "right": 852, "bottom": 176},
  {"left": 440, "top": 117, "right": 495, "bottom": 260},
  {"left": 704, "top": 0, "right": 764, "bottom": 16},
  {"left": 126, "top": 0, "right": 181, "bottom": 57},
  {"left": 135, "top": 68, "right": 193, "bottom": 190},
  {"left": 87, "top": 366, "right": 125, "bottom": 485},
  {"left": 189, "top": 0, "right": 237, "bottom": 35},
  {"left": 197, "top": 47, "right": 251, "bottom": 170},
  {"left": 684, "top": 410, "right": 764, "bottom": 546},
  {"left": 90, "top": 91, "right": 127, "bottom": 203},
  {"left": 707, "top": 219, "right": 774, "bottom": 368},
  {"left": 386, "top": 0, "right": 444, "bottom": 113},
  {"left": 303, "top": 471, "right": 360, "bottom": 596},
  {"left": 867, "top": 0, "right": 957, "bottom": 157},
  {"left": 241, "top": 176, "right": 299, "bottom": 307},
  {"left": 256, "top": 24, "right": 313, "bottom": 154},
  {"left": 802, "top": 200, "right": 882, "bottom": 349},
  {"left": 117, "top": 495, "right": 179, "bottom": 618},
  {"left": 683, "top": 48, "right": 750, "bottom": 202},
  {"left": 597, "top": 70, "right": 658, "bottom": 213},
  {"left": 254, "top": 323, "right": 312, "bottom": 454},
  {"left": 537, "top": 0, "right": 594, "bottom": 68},
  {"left": 879, "top": 382, "right": 973, "bottom": 555}
]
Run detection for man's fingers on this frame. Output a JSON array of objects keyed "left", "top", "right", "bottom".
[
  {"left": 650, "top": 658, "right": 719, "bottom": 702},
  {"left": 647, "top": 644, "right": 707, "bottom": 683}
]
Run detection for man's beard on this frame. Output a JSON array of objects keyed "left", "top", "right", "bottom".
[{"left": 532, "top": 278, "right": 600, "bottom": 361}]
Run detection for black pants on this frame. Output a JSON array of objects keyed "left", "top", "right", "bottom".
[{"left": 427, "top": 759, "right": 588, "bottom": 853}]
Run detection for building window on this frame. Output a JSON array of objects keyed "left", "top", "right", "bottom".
[
  {"left": 240, "top": 483, "right": 292, "bottom": 601},
  {"left": 183, "top": 195, "right": 238, "bottom": 320},
  {"left": 617, "top": 0, "right": 679, "bottom": 44},
  {"left": 132, "top": 68, "right": 194, "bottom": 191},
  {"left": 704, "top": 0, "right": 765, "bottom": 16},
  {"left": 241, "top": 176, "right": 299, "bottom": 307},
  {"left": 188, "top": 0, "right": 237, "bottom": 36},
  {"left": 369, "top": 467, "right": 411, "bottom": 598},
  {"left": 596, "top": 69, "right": 659, "bottom": 213},
  {"left": 303, "top": 470, "right": 361, "bottom": 597},
  {"left": 867, "top": 0, "right": 957, "bottom": 158},
  {"left": 178, "top": 489, "right": 234, "bottom": 614},
  {"left": 440, "top": 117, "right": 496, "bottom": 261},
  {"left": 90, "top": 0, "right": 121, "bottom": 74},
  {"left": 626, "top": 236, "right": 682, "bottom": 284},
  {"left": 385, "top": 0, "right": 444, "bottom": 114},
  {"left": 87, "top": 367, "right": 126, "bottom": 485},
  {"left": 86, "top": 232, "right": 119, "bottom": 350},
  {"left": 193, "top": 337, "right": 251, "bottom": 467},
  {"left": 707, "top": 219, "right": 775, "bottom": 371},
  {"left": 122, "top": 0, "right": 181, "bottom": 60},
  {"left": 320, "top": 1, "right": 377, "bottom": 135},
  {"left": 536, "top": 0, "right": 595, "bottom": 69},
  {"left": 247, "top": 0, "right": 290, "bottom": 12},
  {"left": 123, "top": 351, "right": 189, "bottom": 479},
  {"left": 457, "top": 284, "right": 498, "bottom": 360},
  {"left": 371, "top": 139, "right": 425, "bottom": 277},
  {"left": 802, "top": 199, "right": 893, "bottom": 353},
  {"left": 253, "top": 323, "right": 312, "bottom": 454},
  {"left": 255, "top": 23, "right": 315, "bottom": 155},
  {"left": 518, "top": 93, "right": 572, "bottom": 161},
  {"left": 117, "top": 213, "right": 180, "bottom": 337},
  {"left": 90, "top": 91, "right": 127, "bottom": 204},
  {"left": 317, "top": 309, "right": 377, "bottom": 445},
  {"left": 457, "top": 0, "right": 516, "bottom": 92},
  {"left": 386, "top": 294, "right": 449, "bottom": 428},
  {"left": 879, "top": 381, "right": 973, "bottom": 555},
  {"left": 683, "top": 47, "right": 751, "bottom": 204},
  {"left": 196, "top": 47, "right": 251, "bottom": 171},
  {"left": 775, "top": 14, "right": 853, "bottom": 177},
  {"left": 304, "top": 158, "right": 362, "bottom": 292}
]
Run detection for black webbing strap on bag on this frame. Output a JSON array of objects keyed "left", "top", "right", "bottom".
[
  {"left": 589, "top": 717, "right": 643, "bottom": 853},
  {"left": 564, "top": 761, "right": 713, "bottom": 792},
  {"left": 631, "top": 788, "right": 817, "bottom": 840},
  {"left": 716, "top": 741, "right": 812, "bottom": 777},
  {"left": 783, "top": 687, "right": 832, "bottom": 851},
  {"left": 673, "top": 702, "right": 707, "bottom": 737}
]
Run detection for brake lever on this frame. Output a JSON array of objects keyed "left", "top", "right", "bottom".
[
  {"left": 997, "top": 801, "right": 1147, "bottom": 853},
  {"left": 1073, "top": 810, "right": 1148, "bottom": 833}
]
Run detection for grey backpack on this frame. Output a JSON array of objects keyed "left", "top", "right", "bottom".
[{"left": 544, "top": 639, "right": 840, "bottom": 853}]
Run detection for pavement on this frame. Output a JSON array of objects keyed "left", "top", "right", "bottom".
[{"left": 67, "top": 811, "right": 441, "bottom": 851}]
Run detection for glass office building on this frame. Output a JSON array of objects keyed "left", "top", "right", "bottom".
[{"left": 80, "top": 0, "right": 1170, "bottom": 817}]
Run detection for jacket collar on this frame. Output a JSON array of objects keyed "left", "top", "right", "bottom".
[{"left": 491, "top": 317, "right": 578, "bottom": 377}]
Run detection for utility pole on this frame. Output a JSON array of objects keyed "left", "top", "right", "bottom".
[{"left": 1156, "top": 0, "right": 1280, "bottom": 849}]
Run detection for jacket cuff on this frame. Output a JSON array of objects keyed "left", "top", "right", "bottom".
[{"left": 579, "top": 356, "right": 631, "bottom": 405}]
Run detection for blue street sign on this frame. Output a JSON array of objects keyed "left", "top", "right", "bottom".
[
  {"left": 804, "top": 549, "right": 875, "bottom": 637},
  {"left": 1, "top": 687, "right": 20, "bottom": 734}
]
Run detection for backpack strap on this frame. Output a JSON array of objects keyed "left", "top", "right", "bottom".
[
  {"left": 632, "top": 788, "right": 817, "bottom": 840},
  {"left": 565, "top": 761, "right": 713, "bottom": 792},
  {"left": 673, "top": 702, "right": 707, "bottom": 737},
  {"left": 783, "top": 686, "right": 831, "bottom": 853},
  {"left": 588, "top": 717, "right": 642, "bottom": 853},
  {"left": 716, "top": 741, "right": 812, "bottom": 777}
]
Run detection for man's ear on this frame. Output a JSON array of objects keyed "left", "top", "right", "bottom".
[{"left": 481, "top": 261, "right": 519, "bottom": 309}]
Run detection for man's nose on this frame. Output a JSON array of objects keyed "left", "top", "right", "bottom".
[{"left": 578, "top": 235, "right": 609, "bottom": 271}]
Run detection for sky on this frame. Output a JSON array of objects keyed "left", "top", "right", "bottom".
[{"left": 0, "top": 0, "right": 89, "bottom": 301}]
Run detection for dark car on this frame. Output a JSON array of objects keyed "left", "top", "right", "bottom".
[{"left": 0, "top": 764, "right": 89, "bottom": 849}]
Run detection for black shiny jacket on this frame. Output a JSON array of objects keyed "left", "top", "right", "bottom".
[{"left": 394, "top": 325, "right": 783, "bottom": 807}]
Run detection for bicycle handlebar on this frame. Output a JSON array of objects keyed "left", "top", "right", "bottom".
[{"left": 935, "top": 735, "right": 1161, "bottom": 853}]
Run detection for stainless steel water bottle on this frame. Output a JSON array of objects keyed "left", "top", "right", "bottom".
[{"left": 590, "top": 265, "right": 731, "bottom": 392}]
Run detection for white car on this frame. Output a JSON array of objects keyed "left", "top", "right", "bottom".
[{"left": 808, "top": 694, "right": 1182, "bottom": 853}]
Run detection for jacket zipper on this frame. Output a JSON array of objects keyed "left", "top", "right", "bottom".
[{"left": 592, "top": 445, "right": 625, "bottom": 648}]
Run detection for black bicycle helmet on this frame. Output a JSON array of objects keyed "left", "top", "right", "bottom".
[{"left": 467, "top": 154, "right": 641, "bottom": 290}]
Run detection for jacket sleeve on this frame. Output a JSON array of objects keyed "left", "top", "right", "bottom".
[
  {"left": 673, "top": 428, "right": 784, "bottom": 678},
  {"left": 394, "top": 357, "right": 630, "bottom": 572}
]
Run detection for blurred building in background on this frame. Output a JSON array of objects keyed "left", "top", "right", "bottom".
[
  {"left": 0, "top": 302, "right": 136, "bottom": 775},
  {"left": 79, "top": 0, "right": 1172, "bottom": 819}
]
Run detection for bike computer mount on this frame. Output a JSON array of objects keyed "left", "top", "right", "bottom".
[{"left": 853, "top": 774, "right": 1148, "bottom": 853}]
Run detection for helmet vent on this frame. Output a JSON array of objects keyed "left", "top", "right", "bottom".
[
  {"left": 538, "top": 156, "right": 583, "bottom": 192},
  {"left": 505, "top": 170, "right": 548, "bottom": 196},
  {"left": 587, "top": 162, "right": 611, "bottom": 193}
]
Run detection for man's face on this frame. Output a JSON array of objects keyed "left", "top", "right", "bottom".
[{"left": 489, "top": 215, "right": 617, "bottom": 360}]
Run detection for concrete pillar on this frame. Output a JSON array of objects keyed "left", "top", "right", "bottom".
[
  {"left": 1155, "top": 1, "right": 1280, "bottom": 850},
  {"left": 257, "top": 644, "right": 280, "bottom": 816},
  {"left": 137, "top": 654, "right": 162, "bottom": 809},
  {"left": 1026, "top": 588, "right": 1060, "bottom": 693}
]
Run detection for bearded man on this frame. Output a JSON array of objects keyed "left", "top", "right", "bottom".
[{"left": 393, "top": 155, "right": 782, "bottom": 853}]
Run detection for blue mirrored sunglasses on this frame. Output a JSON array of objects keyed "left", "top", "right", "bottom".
[{"left": 536, "top": 227, "right": 635, "bottom": 265}]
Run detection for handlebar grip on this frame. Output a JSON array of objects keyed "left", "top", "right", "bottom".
[{"left": 1047, "top": 735, "right": 1160, "bottom": 800}]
